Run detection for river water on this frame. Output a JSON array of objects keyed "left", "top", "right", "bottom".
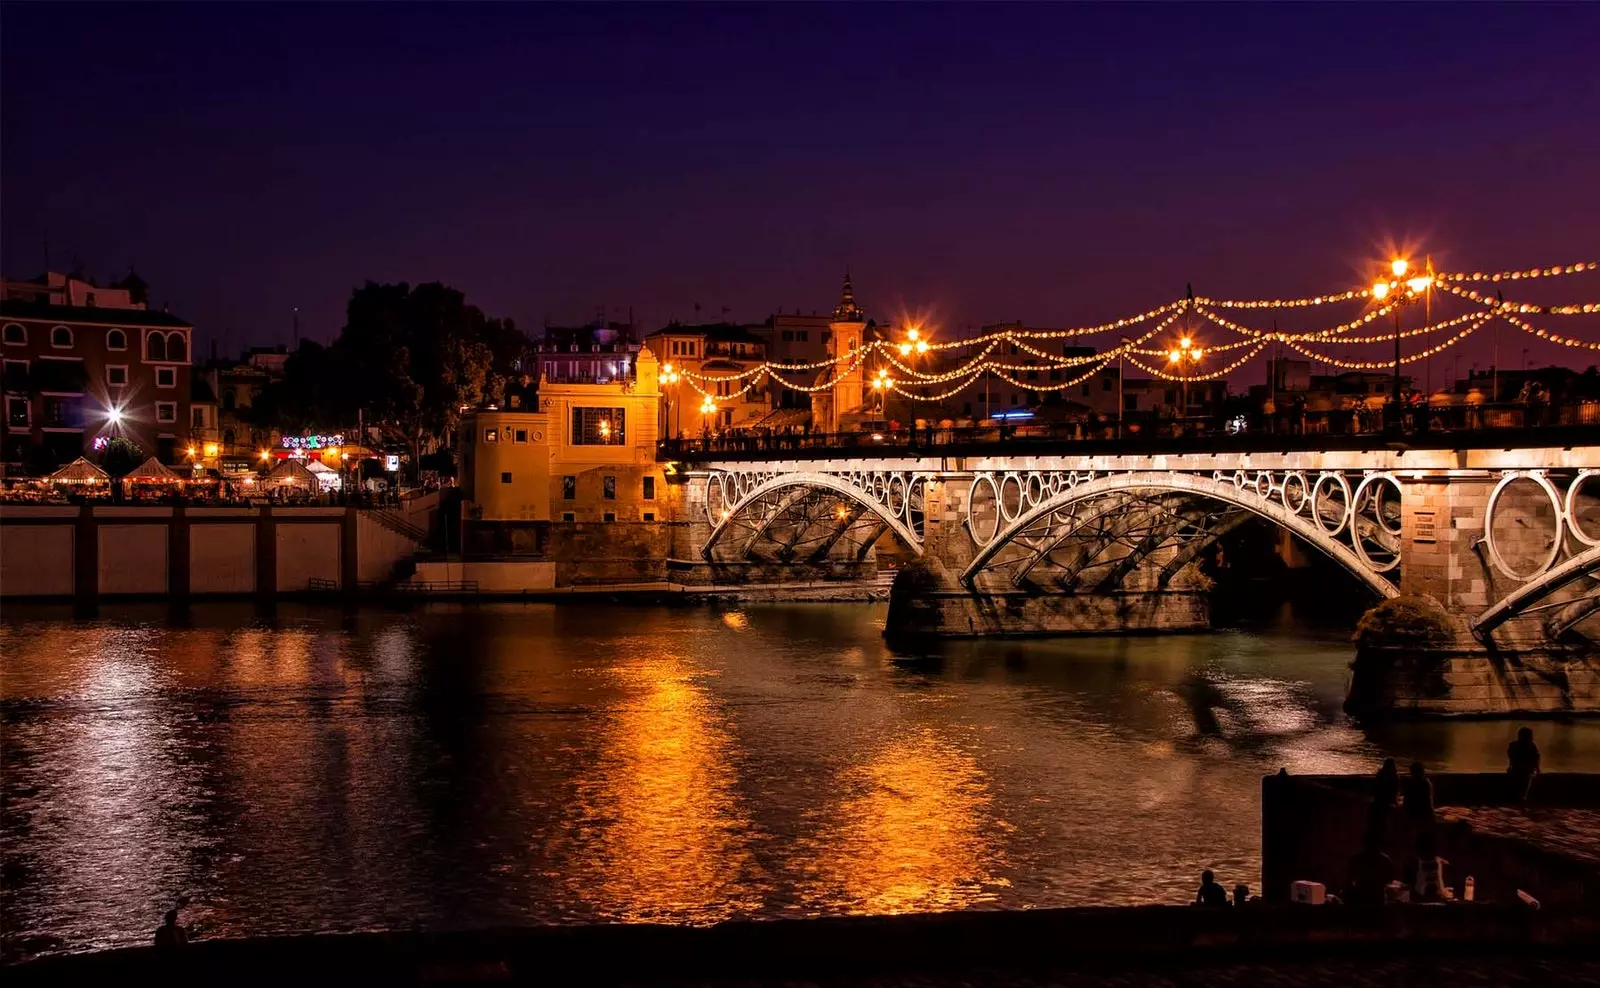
[{"left": 3, "top": 601, "right": 1597, "bottom": 959}]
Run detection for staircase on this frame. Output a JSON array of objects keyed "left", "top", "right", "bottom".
[{"left": 366, "top": 507, "right": 429, "bottom": 544}]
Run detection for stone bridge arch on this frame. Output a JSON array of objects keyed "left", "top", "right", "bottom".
[
  {"left": 700, "top": 470, "right": 927, "bottom": 563},
  {"left": 960, "top": 470, "right": 1402, "bottom": 600}
]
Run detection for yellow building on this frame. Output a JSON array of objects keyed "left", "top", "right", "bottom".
[{"left": 461, "top": 347, "right": 670, "bottom": 524}]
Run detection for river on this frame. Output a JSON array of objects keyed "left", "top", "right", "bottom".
[{"left": 3, "top": 600, "right": 1597, "bottom": 959}]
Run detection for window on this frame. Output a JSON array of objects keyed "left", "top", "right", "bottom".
[
  {"left": 146, "top": 332, "right": 167, "bottom": 361},
  {"left": 500, "top": 472, "right": 513, "bottom": 484},
  {"left": 643, "top": 511, "right": 656, "bottom": 522},
  {"left": 512, "top": 428, "right": 528, "bottom": 444},
  {"left": 6, "top": 396, "right": 28, "bottom": 428},
  {"left": 223, "top": 429, "right": 235, "bottom": 446},
  {"left": 781, "top": 330, "right": 794, "bottom": 342},
  {"left": 671, "top": 340, "right": 680, "bottom": 355},
  {"left": 156, "top": 366, "right": 176, "bottom": 388},
  {"left": 602, "top": 475, "right": 616, "bottom": 499},
  {"left": 3, "top": 324, "right": 25, "bottom": 345},
  {"left": 1102, "top": 376, "right": 1114, "bottom": 392},
  {"left": 561, "top": 511, "right": 576, "bottom": 522},
  {"left": 642, "top": 476, "right": 655, "bottom": 500},
  {"left": 50, "top": 326, "right": 73, "bottom": 348},
  {"left": 3, "top": 360, "right": 27, "bottom": 392},
  {"left": 106, "top": 329, "right": 127, "bottom": 350},
  {"left": 192, "top": 407, "right": 206, "bottom": 428},
  {"left": 562, "top": 475, "right": 576, "bottom": 499},
  {"left": 43, "top": 396, "right": 82, "bottom": 428},
  {"left": 797, "top": 330, "right": 808, "bottom": 342},
  {"left": 155, "top": 401, "right": 176, "bottom": 423},
  {"left": 483, "top": 428, "right": 499, "bottom": 443},
  {"left": 107, "top": 365, "right": 128, "bottom": 387},
  {"left": 603, "top": 511, "right": 617, "bottom": 522},
  {"left": 571, "top": 406, "right": 625, "bottom": 445},
  {"left": 168, "top": 334, "right": 187, "bottom": 362}
]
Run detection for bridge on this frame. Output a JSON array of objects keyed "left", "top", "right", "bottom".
[{"left": 665, "top": 429, "right": 1600, "bottom": 651}]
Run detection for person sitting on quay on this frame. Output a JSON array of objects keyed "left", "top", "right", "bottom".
[
  {"left": 153, "top": 907, "right": 189, "bottom": 948},
  {"left": 1507, "top": 726, "right": 1541, "bottom": 804},
  {"left": 1402, "top": 761, "right": 1435, "bottom": 829},
  {"left": 1343, "top": 829, "right": 1396, "bottom": 907},
  {"left": 1194, "top": 870, "right": 1230, "bottom": 907},
  {"left": 1231, "top": 884, "right": 1254, "bottom": 908},
  {"left": 1404, "top": 832, "right": 1450, "bottom": 903}
]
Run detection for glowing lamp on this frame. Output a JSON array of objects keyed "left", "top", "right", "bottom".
[
  {"left": 259, "top": 449, "right": 271, "bottom": 461},
  {"left": 898, "top": 343, "right": 913, "bottom": 356},
  {"left": 1180, "top": 337, "right": 1192, "bottom": 350},
  {"left": 1372, "top": 281, "right": 1391, "bottom": 300},
  {"left": 1390, "top": 258, "right": 1409, "bottom": 277},
  {"left": 1168, "top": 351, "right": 1181, "bottom": 363},
  {"left": 907, "top": 328, "right": 920, "bottom": 341},
  {"left": 915, "top": 340, "right": 929, "bottom": 353},
  {"left": 1192, "top": 349, "right": 1204, "bottom": 360},
  {"left": 203, "top": 443, "right": 219, "bottom": 457},
  {"left": 187, "top": 446, "right": 197, "bottom": 457},
  {"left": 105, "top": 406, "right": 123, "bottom": 425},
  {"left": 1407, "top": 276, "right": 1433, "bottom": 294}
]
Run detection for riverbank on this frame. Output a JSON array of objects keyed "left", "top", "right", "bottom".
[{"left": 9, "top": 904, "right": 1597, "bottom": 984}]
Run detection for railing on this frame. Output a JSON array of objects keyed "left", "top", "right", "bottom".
[
  {"left": 365, "top": 507, "right": 429, "bottom": 543},
  {"left": 657, "top": 400, "right": 1599, "bottom": 462}
]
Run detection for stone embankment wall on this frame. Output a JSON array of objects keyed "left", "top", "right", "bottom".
[
  {"left": 1261, "top": 771, "right": 1600, "bottom": 906},
  {"left": 1347, "top": 647, "right": 1600, "bottom": 719},
  {"left": 0, "top": 497, "right": 435, "bottom": 598}
]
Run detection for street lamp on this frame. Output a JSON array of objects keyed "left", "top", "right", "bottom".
[
  {"left": 870, "top": 367, "right": 894, "bottom": 416},
  {"left": 660, "top": 362, "right": 682, "bottom": 439},
  {"left": 1166, "top": 336, "right": 1204, "bottom": 430},
  {"left": 1371, "top": 257, "right": 1433, "bottom": 433}
]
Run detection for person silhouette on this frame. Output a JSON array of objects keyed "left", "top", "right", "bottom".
[
  {"left": 1195, "top": 870, "right": 1229, "bottom": 907},
  {"left": 1507, "top": 727, "right": 1541, "bottom": 803},
  {"left": 153, "top": 908, "right": 188, "bottom": 948},
  {"left": 1403, "top": 761, "right": 1434, "bottom": 828}
]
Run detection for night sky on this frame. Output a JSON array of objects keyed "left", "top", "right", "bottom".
[{"left": 4, "top": 3, "right": 1597, "bottom": 375}]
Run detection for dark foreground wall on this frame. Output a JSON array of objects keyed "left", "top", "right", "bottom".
[
  {"left": 10, "top": 903, "right": 1597, "bottom": 985},
  {"left": 1262, "top": 771, "right": 1600, "bottom": 905}
]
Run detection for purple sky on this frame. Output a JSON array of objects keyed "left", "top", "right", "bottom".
[{"left": 3, "top": 3, "right": 1597, "bottom": 378}]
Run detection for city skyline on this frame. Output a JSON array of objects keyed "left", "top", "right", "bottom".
[{"left": 3, "top": 4, "right": 1597, "bottom": 375}]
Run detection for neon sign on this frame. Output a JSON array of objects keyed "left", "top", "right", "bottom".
[{"left": 281, "top": 434, "right": 344, "bottom": 450}]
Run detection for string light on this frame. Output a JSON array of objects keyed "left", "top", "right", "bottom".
[{"left": 1435, "top": 261, "right": 1598, "bottom": 283}]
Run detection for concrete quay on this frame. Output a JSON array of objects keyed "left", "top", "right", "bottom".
[{"left": 9, "top": 903, "right": 1597, "bottom": 985}]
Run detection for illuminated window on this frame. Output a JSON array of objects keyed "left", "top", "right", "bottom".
[
  {"left": 602, "top": 475, "right": 616, "bottom": 500},
  {"left": 571, "top": 407, "right": 625, "bottom": 445},
  {"left": 561, "top": 475, "right": 576, "bottom": 499},
  {"left": 484, "top": 428, "right": 498, "bottom": 443}
]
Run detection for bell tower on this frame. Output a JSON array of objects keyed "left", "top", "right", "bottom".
[{"left": 825, "top": 272, "right": 868, "bottom": 431}]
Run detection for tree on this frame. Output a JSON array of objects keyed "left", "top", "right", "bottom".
[
  {"left": 334, "top": 282, "right": 523, "bottom": 477},
  {"left": 100, "top": 437, "right": 143, "bottom": 478}
]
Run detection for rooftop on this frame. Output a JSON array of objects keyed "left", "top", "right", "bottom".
[{"left": 0, "top": 299, "right": 192, "bottom": 329}]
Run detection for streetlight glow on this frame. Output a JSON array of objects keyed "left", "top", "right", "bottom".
[
  {"left": 898, "top": 342, "right": 913, "bottom": 356},
  {"left": 1168, "top": 350, "right": 1181, "bottom": 363},
  {"left": 1406, "top": 276, "right": 1433, "bottom": 294},
  {"left": 1390, "top": 258, "right": 1409, "bottom": 277},
  {"left": 1180, "top": 337, "right": 1192, "bottom": 350},
  {"left": 1372, "top": 281, "right": 1391, "bottom": 300},
  {"left": 906, "top": 328, "right": 920, "bottom": 341}
]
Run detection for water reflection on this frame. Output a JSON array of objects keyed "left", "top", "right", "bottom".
[
  {"left": 561, "top": 654, "right": 763, "bottom": 923},
  {"left": 800, "top": 726, "right": 1003, "bottom": 914},
  {"left": 4, "top": 602, "right": 1600, "bottom": 960}
]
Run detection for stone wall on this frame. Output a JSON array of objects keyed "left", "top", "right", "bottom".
[
  {"left": 1346, "top": 647, "right": 1600, "bottom": 718},
  {"left": 1261, "top": 771, "right": 1600, "bottom": 906}
]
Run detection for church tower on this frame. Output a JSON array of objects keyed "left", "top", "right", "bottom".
[{"left": 824, "top": 272, "right": 869, "bottom": 431}]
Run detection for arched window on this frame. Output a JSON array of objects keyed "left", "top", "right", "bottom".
[
  {"left": 106, "top": 328, "right": 127, "bottom": 350},
  {"left": 2, "top": 324, "right": 24, "bottom": 345},
  {"left": 146, "top": 332, "right": 167, "bottom": 361},
  {"left": 50, "top": 326, "right": 73, "bottom": 348},
  {"left": 167, "top": 332, "right": 187, "bottom": 362}
]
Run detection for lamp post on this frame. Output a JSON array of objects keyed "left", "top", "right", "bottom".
[
  {"left": 1370, "top": 258, "right": 1433, "bottom": 434},
  {"left": 892, "top": 326, "right": 927, "bottom": 433},
  {"left": 1166, "top": 336, "right": 1204, "bottom": 433},
  {"left": 660, "top": 363, "right": 681, "bottom": 441}
]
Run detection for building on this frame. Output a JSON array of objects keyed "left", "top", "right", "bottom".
[
  {"left": 530, "top": 321, "right": 641, "bottom": 385},
  {"left": 459, "top": 346, "right": 668, "bottom": 526},
  {"left": 644, "top": 322, "right": 773, "bottom": 435},
  {"left": 2, "top": 272, "right": 195, "bottom": 469}
]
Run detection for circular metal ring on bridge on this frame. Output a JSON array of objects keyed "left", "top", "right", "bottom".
[
  {"left": 1281, "top": 472, "right": 1309, "bottom": 515},
  {"left": 999, "top": 473, "right": 1026, "bottom": 520},
  {"left": 1232, "top": 470, "right": 1249, "bottom": 491},
  {"left": 1349, "top": 473, "right": 1403, "bottom": 573},
  {"left": 1047, "top": 472, "right": 1063, "bottom": 496},
  {"left": 871, "top": 472, "right": 888, "bottom": 504},
  {"left": 1025, "top": 473, "right": 1046, "bottom": 507},
  {"left": 1484, "top": 471, "right": 1566, "bottom": 580},
  {"left": 1567, "top": 470, "right": 1600, "bottom": 548},
  {"left": 1254, "top": 472, "right": 1274, "bottom": 499},
  {"left": 1310, "top": 472, "right": 1352, "bottom": 538},
  {"left": 967, "top": 473, "right": 1002, "bottom": 545},
  {"left": 888, "top": 474, "right": 907, "bottom": 515}
]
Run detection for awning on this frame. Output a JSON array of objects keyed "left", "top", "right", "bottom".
[
  {"left": 124, "top": 457, "right": 182, "bottom": 482},
  {"left": 48, "top": 457, "right": 110, "bottom": 485}
]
